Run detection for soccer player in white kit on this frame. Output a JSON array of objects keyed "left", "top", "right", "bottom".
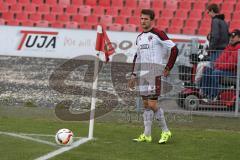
[{"left": 129, "top": 9, "right": 178, "bottom": 144}]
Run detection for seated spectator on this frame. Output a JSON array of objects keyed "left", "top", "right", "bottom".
[{"left": 199, "top": 29, "right": 240, "bottom": 101}]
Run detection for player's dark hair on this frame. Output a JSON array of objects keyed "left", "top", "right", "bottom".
[
  {"left": 141, "top": 9, "right": 155, "bottom": 20},
  {"left": 207, "top": 3, "right": 220, "bottom": 13}
]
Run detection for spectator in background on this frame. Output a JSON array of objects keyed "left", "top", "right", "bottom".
[
  {"left": 199, "top": 29, "right": 240, "bottom": 101},
  {"left": 207, "top": 3, "right": 229, "bottom": 62}
]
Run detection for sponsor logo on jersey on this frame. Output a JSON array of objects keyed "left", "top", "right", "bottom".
[{"left": 140, "top": 44, "right": 149, "bottom": 49}]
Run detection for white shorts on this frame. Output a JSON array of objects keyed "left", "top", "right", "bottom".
[{"left": 138, "top": 75, "right": 161, "bottom": 97}]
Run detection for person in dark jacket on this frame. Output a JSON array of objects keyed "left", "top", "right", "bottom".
[
  {"left": 199, "top": 29, "right": 240, "bottom": 101},
  {"left": 207, "top": 3, "right": 229, "bottom": 62}
]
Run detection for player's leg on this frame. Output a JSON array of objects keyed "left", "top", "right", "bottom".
[
  {"left": 155, "top": 107, "right": 172, "bottom": 144},
  {"left": 133, "top": 96, "right": 153, "bottom": 142}
]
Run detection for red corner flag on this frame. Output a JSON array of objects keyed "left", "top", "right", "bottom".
[{"left": 95, "top": 25, "right": 115, "bottom": 62}]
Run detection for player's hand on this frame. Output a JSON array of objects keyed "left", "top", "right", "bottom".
[
  {"left": 163, "top": 69, "right": 170, "bottom": 77},
  {"left": 128, "top": 75, "right": 136, "bottom": 91}
]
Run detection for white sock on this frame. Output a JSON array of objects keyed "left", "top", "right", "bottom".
[
  {"left": 143, "top": 109, "right": 154, "bottom": 136},
  {"left": 155, "top": 108, "right": 169, "bottom": 132}
]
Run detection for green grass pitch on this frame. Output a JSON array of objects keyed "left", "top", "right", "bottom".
[{"left": 0, "top": 106, "right": 240, "bottom": 160}]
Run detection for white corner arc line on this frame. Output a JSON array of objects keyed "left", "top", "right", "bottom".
[
  {"left": 0, "top": 131, "right": 57, "bottom": 146},
  {"left": 35, "top": 137, "right": 91, "bottom": 160}
]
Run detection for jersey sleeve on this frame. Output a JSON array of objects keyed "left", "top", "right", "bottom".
[{"left": 155, "top": 30, "right": 179, "bottom": 71}]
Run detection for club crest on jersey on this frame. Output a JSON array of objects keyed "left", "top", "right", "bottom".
[{"left": 148, "top": 35, "right": 153, "bottom": 41}]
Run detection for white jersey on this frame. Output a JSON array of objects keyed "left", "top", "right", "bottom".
[{"left": 132, "top": 28, "right": 178, "bottom": 96}]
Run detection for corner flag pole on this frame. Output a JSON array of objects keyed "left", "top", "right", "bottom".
[
  {"left": 88, "top": 25, "right": 115, "bottom": 139},
  {"left": 88, "top": 52, "right": 99, "bottom": 139},
  {"left": 88, "top": 26, "right": 102, "bottom": 139}
]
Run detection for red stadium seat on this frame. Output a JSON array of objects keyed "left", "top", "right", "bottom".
[
  {"left": 114, "top": 16, "right": 127, "bottom": 24},
  {"left": 10, "top": 4, "right": 23, "bottom": 13},
  {"left": 232, "top": 12, "right": 240, "bottom": 21},
  {"left": 108, "top": 23, "right": 122, "bottom": 31},
  {"left": 29, "top": 13, "right": 42, "bottom": 21},
  {"left": 35, "top": 20, "right": 49, "bottom": 27},
  {"left": 6, "top": 20, "right": 20, "bottom": 26},
  {"left": 199, "top": 19, "right": 211, "bottom": 28},
  {"left": 86, "top": 15, "right": 99, "bottom": 24},
  {"left": 18, "top": 0, "right": 30, "bottom": 4},
  {"left": 85, "top": 0, "right": 97, "bottom": 6},
  {"left": 43, "top": 13, "right": 56, "bottom": 22},
  {"left": 21, "top": 20, "right": 34, "bottom": 27},
  {"left": 185, "top": 19, "right": 199, "bottom": 28},
  {"left": 128, "top": 17, "right": 139, "bottom": 25},
  {"left": 0, "top": 4, "right": 8, "bottom": 12},
  {"left": 66, "top": 6, "right": 79, "bottom": 14},
  {"left": 230, "top": 21, "right": 240, "bottom": 28},
  {"left": 188, "top": 10, "right": 202, "bottom": 20},
  {"left": 58, "top": 0, "right": 71, "bottom": 6},
  {"left": 179, "top": 1, "right": 192, "bottom": 10},
  {"left": 105, "top": 7, "right": 119, "bottom": 16},
  {"left": 45, "top": 0, "right": 57, "bottom": 6},
  {"left": 123, "top": 24, "right": 137, "bottom": 32},
  {"left": 1, "top": 12, "right": 14, "bottom": 20},
  {"left": 72, "top": 15, "right": 85, "bottom": 23},
  {"left": 16, "top": 12, "right": 28, "bottom": 21},
  {"left": 156, "top": 18, "right": 170, "bottom": 29},
  {"left": 111, "top": 0, "right": 123, "bottom": 7},
  {"left": 198, "top": 26, "right": 209, "bottom": 35},
  {"left": 133, "top": 8, "right": 142, "bottom": 17},
  {"left": 226, "top": 0, "right": 237, "bottom": 2},
  {"left": 79, "top": 5, "right": 91, "bottom": 16},
  {"left": 175, "top": 10, "right": 189, "bottom": 19},
  {"left": 99, "top": 0, "right": 111, "bottom": 7},
  {"left": 221, "top": 3, "right": 235, "bottom": 12},
  {"left": 24, "top": 4, "right": 37, "bottom": 14},
  {"left": 119, "top": 8, "right": 133, "bottom": 17},
  {"left": 79, "top": 23, "right": 93, "bottom": 30},
  {"left": 65, "top": 21, "right": 79, "bottom": 29},
  {"left": 182, "top": 27, "right": 196, "bottom": 35},
  {"left": 92, "top": 6, "right": 105, "bottom": 16},
  {"left": 152, "top": 0, "right": 164, "bottom": 10},
  {"left": 236, "top": 3, "right": 240, "bottom": 11},
  {"left": 37, "top": 5, "right": 50, "bottom": 14},
  {"left": 57, "top": 14, "right": 70, "bottom": 22},
  {"left": 193, "top": 1, "right": 207, "bottom": 10},
  {"left": 5, "top": 0, "right": 17, "bottom": 5},
  {"left": 171, "top": 18, "right": 184, "bottom": 28},
  {"left": 32, "top": 0, "right": 43, "bottom": 5},
  {"left": 99, "top": 15, "right": 113, "bottom": 25},
  {"left": 51, "top": 21, "right": 64, "bottom": 28},
  {"left": 125, "top": 0, "right": 137, "bottom": 8},
  {"left": 165, "top": 1, "right": 178, "bottom": 10},
  {"left": 138, "top": 0, "right": 151, "bottom": 8},
  {"left": 161, "top": 10, "right": 174, "bottom": 19},
  {"left": 209, "top": 0, "right": 223, "bottom": 4},
  {"left": 51, "top": 5, "right": 64, "bottom": 14},
  {"left": 168, "top": 26, "right": 182, "bottom": 34},
  {"left": 72, "top": 0, "right": 84, "bottom": 5},
  {"left": 0, "top": 18, "right": 5, "bottom": 25}
]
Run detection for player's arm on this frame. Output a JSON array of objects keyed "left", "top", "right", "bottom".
[
  {"left": 164, "top": 45, "right": 179, "bottom": 76},
  {"left": 156, "top": 30, "right": 179, "bottom": 76},
  {"left": 128, "top": 52, "right": 138, "bottom": 90}
]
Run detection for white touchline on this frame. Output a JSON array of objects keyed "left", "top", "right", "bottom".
[
  {"left": 35, "top": 137, "right": 91, "bottom": 160},
  {"left": 0, "top": 131, "right": 57, "bottom": 146},
  {"left": 19, "top": 133, "right": 82, "bottom": 139}
]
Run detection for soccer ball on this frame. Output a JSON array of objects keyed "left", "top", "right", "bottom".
[{"left": 55, "top": 128, "right": 73, "bottom": 145}]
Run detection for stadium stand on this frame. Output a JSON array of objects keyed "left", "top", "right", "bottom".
[{"left": 0, "top": 0, "right": 239, "bottom": 35}]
